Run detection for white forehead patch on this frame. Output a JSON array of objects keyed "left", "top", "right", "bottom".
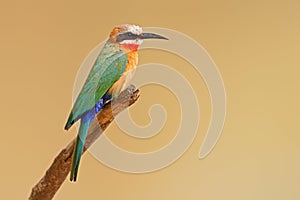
[{"left": 123, "top": 24, "right": 143, "bottom": 35}]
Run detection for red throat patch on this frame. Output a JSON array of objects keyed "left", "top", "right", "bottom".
[{"left": 121, "top": 43, "right": 140, "bottom": 51}]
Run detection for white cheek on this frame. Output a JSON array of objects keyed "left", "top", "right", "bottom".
[{"left": 120, "top": 39, "right": 143, "bottom": 45}]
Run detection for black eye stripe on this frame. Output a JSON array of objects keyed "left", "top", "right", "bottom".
[{"left": 116, "top": 32, "right": 139, "bottom": 42}]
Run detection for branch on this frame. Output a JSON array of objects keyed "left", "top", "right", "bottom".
[{"left": 29, "top": 85, "right": 140, "bottom": 200}]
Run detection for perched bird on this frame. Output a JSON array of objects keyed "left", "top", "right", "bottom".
[{"left": 65, "top": 24, "right": 168, "bottom": 181}]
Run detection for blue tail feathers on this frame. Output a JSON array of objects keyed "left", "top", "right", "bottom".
[
  {"left": 70, "top": 119, "right": 90, "bottom": 181},
  {"left": 70, "top": 94, "right": 112, "bottom": 181}
]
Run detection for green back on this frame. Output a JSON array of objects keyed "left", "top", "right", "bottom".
[{"left": 66, "top": 40, "right": 128, "bottom": 128}]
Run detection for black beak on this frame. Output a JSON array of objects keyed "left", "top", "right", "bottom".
[{"left": 139, "top": 33, "right": 168, "bottom": 40}]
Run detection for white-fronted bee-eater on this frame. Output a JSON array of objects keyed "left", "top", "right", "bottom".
[{"left": 65, "top": 24, "right": 168, "bottom": 181}]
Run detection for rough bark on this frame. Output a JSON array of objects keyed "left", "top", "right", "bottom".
[{"left": 29, "top": 85, "right": 140, "bottom": 200}]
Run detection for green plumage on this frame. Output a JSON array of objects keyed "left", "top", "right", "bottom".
[
  {"left": 70, "top": 120, "right": 90, "bottom": 182},
  {"left": 65, "top": 40, "right": 128, "bottom": 181},
  {"left": 65, "top": 40, "right": 128, "bottom": 130}
]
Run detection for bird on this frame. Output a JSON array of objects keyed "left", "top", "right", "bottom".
[{"left": 65, "top": 24, "right": 168, "bottom": 182}]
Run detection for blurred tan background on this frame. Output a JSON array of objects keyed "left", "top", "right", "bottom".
[{"left": 1, "top": 0, "right": 300, "bottom": 199}]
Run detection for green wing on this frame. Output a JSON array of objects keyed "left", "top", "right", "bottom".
[{"left": 65, "top": 42, "right": 128, "bottom": 129}]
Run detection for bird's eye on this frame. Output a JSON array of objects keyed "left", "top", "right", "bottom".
[{"left": 127, "top": 32, "right": 134, "bottom": 36}]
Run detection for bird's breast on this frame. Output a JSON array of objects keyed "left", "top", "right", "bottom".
[
  {"left": 107, "top": 50, "right": 138, "bottom": 95},
  {"left": 124, "top": 50, "right": 138, "bottom": 73}
]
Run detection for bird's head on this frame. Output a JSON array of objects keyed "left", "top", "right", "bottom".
[{"left": 109, "top": 24, "right": 168, "bottom": 51}]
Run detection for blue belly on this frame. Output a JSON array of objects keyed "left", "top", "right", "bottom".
[{"left": 82, "top": 93, "right": 112, "bottom": 122}]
